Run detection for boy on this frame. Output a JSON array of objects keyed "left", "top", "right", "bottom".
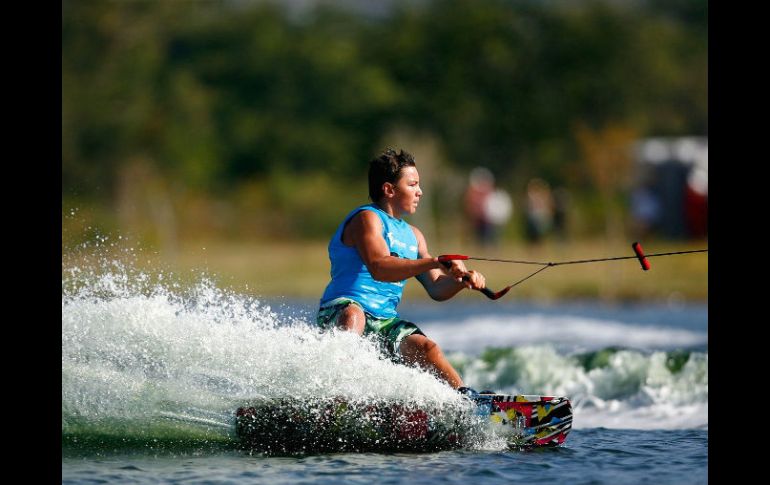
[{"left": 317, "top": 148, "right": 486, "bottom": 392}]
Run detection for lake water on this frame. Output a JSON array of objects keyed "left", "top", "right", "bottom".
[{"left": 62, "top": 258, "right": 707, "bottom": 484}]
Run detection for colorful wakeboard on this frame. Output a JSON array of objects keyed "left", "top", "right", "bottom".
[
  {"left": 235, "top": 393, "right": 572, "bottom": 453},
  {"left": 472, "top": 393, "right": 573, "bottom": 448}
]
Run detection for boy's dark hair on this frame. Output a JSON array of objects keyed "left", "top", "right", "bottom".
[{"left": 368, "top": 148, "right": 416, "bottom": 202}]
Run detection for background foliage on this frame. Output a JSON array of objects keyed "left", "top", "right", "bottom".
[{"left": 62, "top": 0, "right": 707, "bottom": 249}]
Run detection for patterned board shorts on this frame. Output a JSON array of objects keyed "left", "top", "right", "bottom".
[{"left": 316, "top": 297, "right": 425, "bottom": 361}]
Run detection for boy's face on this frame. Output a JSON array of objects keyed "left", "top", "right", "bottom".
[{"left": 388, "top": 166, "right": 422, "bottom": 215}]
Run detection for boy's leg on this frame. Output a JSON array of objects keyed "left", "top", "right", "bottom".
[
  {"left": 318, "top": 298, "right": 367, "bottom": 335},
  {"left": 399, "top": 333, "right": 464, "bottom": 389},
  {"left": 336, "top": 303, "right": 366, "bottom": 335}
]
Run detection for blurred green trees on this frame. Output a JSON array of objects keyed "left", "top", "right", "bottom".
[{"left": 62, "top": 0, "right": 707, "bottom": 246}]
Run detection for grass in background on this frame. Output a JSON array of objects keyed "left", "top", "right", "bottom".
[{"left": 74, "top": 237, "right": 706, "bottom": 304}]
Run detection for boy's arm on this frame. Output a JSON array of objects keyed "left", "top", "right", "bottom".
[
  {"left": 348, "top": 210, "right": 442, "bottom": 282},
  {"left": 412, "top": 226, "right": 486, "bottom": 301}
]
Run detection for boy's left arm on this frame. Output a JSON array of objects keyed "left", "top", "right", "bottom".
[{"left": 412, "top": 226, "right": 485, "bottom": 301}]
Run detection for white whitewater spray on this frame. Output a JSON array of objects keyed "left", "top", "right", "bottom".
[{"left": 62, "top": 242, "right": 470, "bottom": 447}]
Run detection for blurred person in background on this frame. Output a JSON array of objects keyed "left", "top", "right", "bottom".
[
  {"left": 684, "top": 162, "right": 707, "bottom": 239},
  {"left": 464, "top": 167, "right": 512, "bottom": 248},
  {"left": 630, "top": 182, "right": 661, "bottom": 239},
  {"left": 524, "top": 178, "right": 554, "bottom": 244},
  {"left": 464, "top": 167, "right": 495, "bottom": 246}
]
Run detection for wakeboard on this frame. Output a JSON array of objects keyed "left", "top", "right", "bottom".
[
  {"left": 235, "top": 393, "right": 572, "bottom": 453},
  {"left": 473, "top": 393, "right": 573, "bottom": 448}
]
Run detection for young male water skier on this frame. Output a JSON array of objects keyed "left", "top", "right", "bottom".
[{"left": 317, "top": 148, "right": 486, "bottom": 392}]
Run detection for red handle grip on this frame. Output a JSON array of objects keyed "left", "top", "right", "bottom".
[
  {"left": 437, "top": 254, "right": 469, "bottom": 263},
  {"left": 632, "top": 242, "right": 651, "bottom": 271}
]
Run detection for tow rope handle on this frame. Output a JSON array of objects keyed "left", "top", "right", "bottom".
[
  {"left": 436, "top": 254, "right": 469, "bottom": 273},
  {"left": 436, "top": 254, "right": 509, "bottom": 300},
  {"left": 437, "top": 254, "right": 469, "bottom": 263}
]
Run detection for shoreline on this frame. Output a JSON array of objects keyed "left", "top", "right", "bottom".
[{"left": 63, "top": 237, "right": 708, "bottom": 304}]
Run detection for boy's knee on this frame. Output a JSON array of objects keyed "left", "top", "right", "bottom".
[
  {"left": 420, "top": 336, "right": 438, "bottom": 354},
  {"left": 405, "top": 334, "right": 438, "bottom": 355},
  {"left": 337, "top": 304, "right": 365, "bottom": 334}
]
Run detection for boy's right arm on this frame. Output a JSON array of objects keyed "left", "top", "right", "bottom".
[{"left": 346, "top": 211, "right": 441, "bottom": 282}]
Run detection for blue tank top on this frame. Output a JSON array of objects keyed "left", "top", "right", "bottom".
[{"left": 319, "top": 204, "right": 419, "bottom": 318}]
